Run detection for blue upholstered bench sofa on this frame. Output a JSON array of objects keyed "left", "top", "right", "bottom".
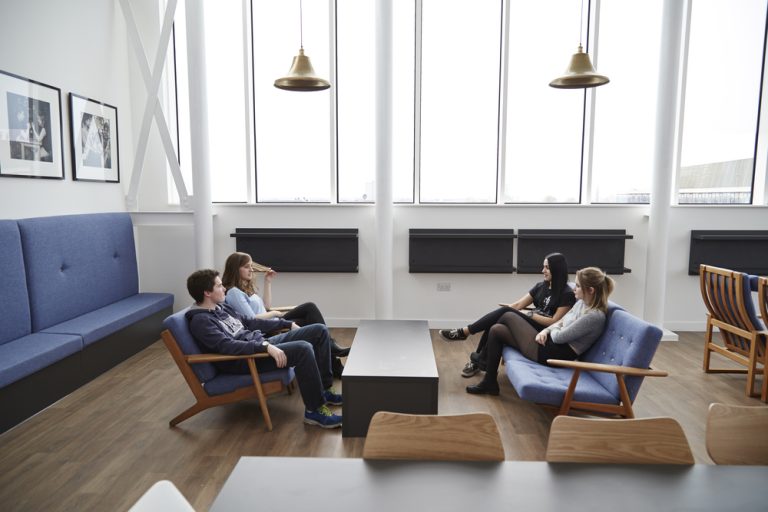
[
  {"left": 502, "top": 303, "right": 666, "bottom": 418},
  {"left": 0, "top": 213, "right": 174, "bottom": 433}
]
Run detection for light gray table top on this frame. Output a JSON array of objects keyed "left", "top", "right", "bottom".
[
  {"left": 343, "top": 319, "right": 438, "bottom": 379},
  {"left": 210, "top": 456, "right": 768, "bottom": 512}
]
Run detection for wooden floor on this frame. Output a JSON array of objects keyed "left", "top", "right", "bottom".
[{"left": 0, "top": 329, "right": 763, "bottom": 511}]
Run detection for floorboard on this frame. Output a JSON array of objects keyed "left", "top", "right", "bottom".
[{"left": 0, "top": 329, "right": 763, "bottom": 511}]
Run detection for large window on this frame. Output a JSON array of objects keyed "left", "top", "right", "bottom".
[
  {"left": 252, "top": 0, "right": 331, "bottom": 202},
  {"left": 503, "top": 0, "right": 584, "bottom": 203},
  {"left": 166, "top": 0, "right": 768, "bottom": 206},
  {"left": 590, "top": 0, "right": 663, "bottom": 203},
  {"left": 336, "top": 0, "right": 415, "bottom": 203},
  {"left": 678, "top": 0, "right": 767, "bottom": 204},
  {"left": 166, "top": 0, "right": 248, "bottom": 203},
  {"left": 419, "top": 0, "right": 502, "bottom": 203}
]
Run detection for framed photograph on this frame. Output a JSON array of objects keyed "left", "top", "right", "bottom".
[
  {"left": 69, "top": 93, "right": 120, "bottom": 182},
  {"left": 0, "top": 69, "right": 64, "bottom": 179}
]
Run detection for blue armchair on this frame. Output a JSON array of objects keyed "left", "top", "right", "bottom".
[
  {"left": 161, "top": 307, "right": 295, "bottom": 431},
  {"left": 502, "top": 303, "right": 666, "bottom": 418}
]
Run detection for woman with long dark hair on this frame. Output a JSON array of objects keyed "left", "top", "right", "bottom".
[
  {"left": 466, "top": 266, "right": 615, "bottom": 396},
  {"left": 439, "top": 253, "right": 575, "bottom": 377}
]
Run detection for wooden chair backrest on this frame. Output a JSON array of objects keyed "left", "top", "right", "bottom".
[
  {"left": 699, "top": 265, "right": 761, "bottom": 356},
  {"left": 546, "top": 416, "right": 694, "bottom": 464},
  {"left": 161, "top": 329, "right": 209, "bottom": 401},
  {"left": 706, "top": 403, "right": 768, "bottom": 465},
  {"left": 362, "top": 411, "right": 505, "bottom": 461}
]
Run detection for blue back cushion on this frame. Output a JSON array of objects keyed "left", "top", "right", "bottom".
[
  {"left": 0, "top": 221, "right": 32, "bottom": 345},
  {"left": 742, "top": 273, "right": 765, "bottom": 331},
  {"left": 19, "top": 213, "right": 139, "bottom": 331},
  {"left": 163, "top": 307, "right": 217, "bottom": 383},
  {"left": 581, "top": 309, "right": 663, "bottom": 402}
]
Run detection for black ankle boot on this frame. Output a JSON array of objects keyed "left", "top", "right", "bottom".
[
  {"left": 331, "top": 338, "right": 350, "bottom": 357},
  {"left": 466, "top": 378, "right": 500, "bottom": 396},
  {"left": 332, "top": 357, "right": 345, "bottom": 379}
]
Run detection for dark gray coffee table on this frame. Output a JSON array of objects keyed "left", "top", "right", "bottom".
[{"left": 341, "top": 320, "right": 439, "bottom": 437}]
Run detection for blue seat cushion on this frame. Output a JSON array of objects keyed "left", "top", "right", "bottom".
[
  {"left": 0, "top": 332, "right": 82, "bottom": 388},
  {"left": 502, "top": 347, "right": 618, "bottom": 406},
  {"left": 19, "top": 213, "right": 141, "bottom": 331},
  {"left": 203, "top": 368, "right": 296, "bottom": 396},
  {"left": 742, "top": 273, "right": 765, "bottom": 330},
  {"left": 0, "top": 220, "right": 31, "bottom": 346},
  {"left": 41, "top": 293, "right": 173, "bottom": 346}
]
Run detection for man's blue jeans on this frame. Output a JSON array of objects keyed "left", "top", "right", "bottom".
[{"left": 261, "top": 323, "right": 333, "bottom": 411}]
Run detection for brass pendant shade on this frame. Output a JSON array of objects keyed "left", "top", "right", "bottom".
[
  {"left": 274, "top": 48, "right": 330, "bottom": 92},
  {"left": 549, "top": 45, "right": 609, "bottom": 89}
]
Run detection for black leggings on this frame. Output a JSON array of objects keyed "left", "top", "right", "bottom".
[
  {"left": 282, "top": 302, "right": 326, "bottom": 327},
  {"left": 482, "top": 312, "right": 577, "bottom": 381},
  {"left": 468, "top": 307, "right": 543, "bottom": 355}
]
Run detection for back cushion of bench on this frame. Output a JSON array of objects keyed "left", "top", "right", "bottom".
[
  {"left": 19, "top": 213, "right": 139, "bottom": 332},
  {"left": 0, "top": 220, "right": 32, "bottom": 345}
]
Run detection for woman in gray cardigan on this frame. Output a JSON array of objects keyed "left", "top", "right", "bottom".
[{"left": 466, "top": 267, "right": 615, "bottom": 396}]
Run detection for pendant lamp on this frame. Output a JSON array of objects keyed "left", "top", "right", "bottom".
[
  {"left": 549, "top": 0, "right": 608, "bottom": 89},
  {"left": 274, "top": 0, "right": 330, "bottom": 92}
]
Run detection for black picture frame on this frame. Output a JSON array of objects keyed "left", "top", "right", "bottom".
[
  {"left": 0, "top": 69, "right": 64, "bottom": 180},
  {"left": 68, "top": 93, "right": 120, "bottom": 183}
]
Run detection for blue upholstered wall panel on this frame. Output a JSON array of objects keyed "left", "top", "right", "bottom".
[
  {"left": 18, "top": 213, "right": 139, "bottom": 332},
  {"left": 0, "top": 220, "right": 32, "bottom": 345}
]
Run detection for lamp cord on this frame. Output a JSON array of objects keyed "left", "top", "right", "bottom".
[
  {"left": 300, "top": 0, "right": 304, "bottom": 50},
  {"left": 579, "top": 0, "right": 584, "bottom": 48}
]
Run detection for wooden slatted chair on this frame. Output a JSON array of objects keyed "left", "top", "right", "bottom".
[
  {"left": 362, "top": 411, "right": 505, "bottom": 461},
  {"left": 545, "top": 415, "right": 694, "bottom": 464},
  {"left": 699, "top": 265, "right": 767, "bottom": 401},
  {"left": 161, "top": 307, "right": 294, "bottom": 431},
  {"left": 706, "top": 402, "right": 768, "bottom": 465},
  {"left": 760, "top": 277, "right": 768, "bottom": 401}
]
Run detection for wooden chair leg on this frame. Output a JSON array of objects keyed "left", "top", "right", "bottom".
[
  {"left": 747, "top": 334, "right": 759, "bottom": 398},
  {"left": 558, "top": 369, "right": 580, "bottom": 416},
  {"left": 170, "top": 403, "right": 208, "bottom": 427},
  {"left": 247, "top": 359, "right": 273, "bottom": 431},
  {"left": 616, "top": 375, "right": 634, "bottom": 419},
  {"left": 703, "top": 318, "right": 713, "bottom": 372},
  {"left": 760, "top": 341, "right": 768, "bottom": 402}
]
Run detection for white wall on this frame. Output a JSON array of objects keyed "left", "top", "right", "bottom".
[
  {"left": 665, "top": 206, "right": 768, "bottom": 331},
  {"left": 0, "top": 0, "right": 132, "bottom": 218}
]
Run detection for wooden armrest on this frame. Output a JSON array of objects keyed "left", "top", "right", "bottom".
[
  {"left": 186, "top": 353, "right": 271, "bottom": 364},
  {"left": 269, "top": 305, "right": 296, "bottom": 313},
  {"left": 546, "top": 359, "right": 668, "bottom": 378}
]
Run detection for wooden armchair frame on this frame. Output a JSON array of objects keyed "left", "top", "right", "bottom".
[
  {"left": 546, "top": 415, "right": 694, "bottom": 464},
  {"left": 547, "top": 359, "right": 668, "bottom": 419},
  {"left": 363, "top": 411, "right": 505, "bottom": 461},
  {"left": 760, "top": 277, "right": 768, "bottom": 400},
  {"left": 700, "top": 265, "right": 767, "bottom": 401},
  {"left": 161, "top": 329, "right": 293, "bottom": 431}
]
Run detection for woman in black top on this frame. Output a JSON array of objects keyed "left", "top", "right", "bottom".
[{"left": 439, "top": 252, "right": 576, "bottom": 377}]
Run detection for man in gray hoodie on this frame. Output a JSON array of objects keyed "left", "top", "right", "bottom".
[{"left": 186, "top": 269, "right": 342, "bottom": 428}]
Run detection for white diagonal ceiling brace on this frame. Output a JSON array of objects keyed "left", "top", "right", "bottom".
[{"left": 119, "top": 0, "right": 189, "bottom": 209}]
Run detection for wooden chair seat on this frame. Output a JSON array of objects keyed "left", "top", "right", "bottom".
[
  {"left": 545, "top": 415, "right": 694, "bottom": 464},
  {"left": 706, "top": 402, "right": 768, "bottom": 465},
  {"left": 362, "top": 411, "right": 505, "bottom": 461}
]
